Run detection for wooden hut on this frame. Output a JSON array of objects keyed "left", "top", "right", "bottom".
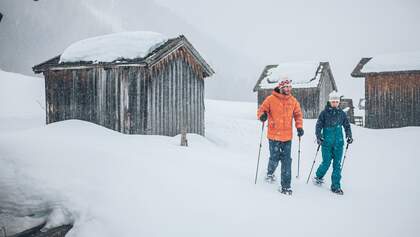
[
  {"left": 351, "top": 52, "right": 420, "bottom": 128},
  {"left": 33, "top": 32, "right": 214, "bottom": 136},
  {"left": 253, "top": 61, "right": 337, "bottom": 119}
]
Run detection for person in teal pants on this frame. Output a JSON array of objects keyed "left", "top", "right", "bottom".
[{"left": 313, "top": 91, "right": 353, "bottom": 195}]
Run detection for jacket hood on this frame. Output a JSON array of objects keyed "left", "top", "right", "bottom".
[
  {"left": 272, "top": 90, "right": 292, "bottom": 100},
  {"left": 325, "top": 101, "right": 341, "bottom": 112}
]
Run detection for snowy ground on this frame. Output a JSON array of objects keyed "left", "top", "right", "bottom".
[{"left": 0, "top": 69, "right": 419, "bottom": 237}]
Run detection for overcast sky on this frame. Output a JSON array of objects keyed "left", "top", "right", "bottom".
[
  {"left": 1, "top": 0, "right": 419, "bottom": 101},
  {"left": 155, "top": 0, "right": 420, "bottom": 100}
]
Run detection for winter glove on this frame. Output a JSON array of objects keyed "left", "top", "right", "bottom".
[
  {"left": 317, "top": 137, "right": 324, "bottom": 145},
  {"left": 346, "top": 136, "right": 353, "bottom": 144},
  {"left": 297, "top": 128, "right": 304, "bottom": 137},
  {"left": 259, "top": 112, "right": 268, "bottom": 122}
]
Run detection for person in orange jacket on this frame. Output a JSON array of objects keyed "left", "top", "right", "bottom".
[{"left": 257, "top": 78, "right": 304, "bottom": 195}]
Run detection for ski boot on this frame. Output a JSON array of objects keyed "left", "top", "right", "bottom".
[
  {"left": 313, "top": 176, "right": 324, "bottom": 186},
  {"left": 331, "top": 188, "right": 344, "bottom": 195},
  {"left": 265, "top": 174, "right": 276, "bottom": 183},
  {"left": 279, "top": 187, "right": 293, "bottom": 195}
]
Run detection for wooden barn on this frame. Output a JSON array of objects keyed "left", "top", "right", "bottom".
[
  {"left": 33, "top": 32, "right": 214, "bottom": 136},
  {"left": 351, "top": 52, "right": 420, "bottom": 129},
  {"left": 253, "top": 61, "right": 337, "bottom": 119}
]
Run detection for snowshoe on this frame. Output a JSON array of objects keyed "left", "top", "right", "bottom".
[
  {"left": 265, "top": 174, "right": 276, "bottom": 183},
  {"left": 331, "top": 188, "right": 344, "bottom": 195},
  {"left": 313, "top": 177, "right": 324, "bottom": 186},
  {"left": 279, "top": 187, "right": 293, "bottom": 195}
]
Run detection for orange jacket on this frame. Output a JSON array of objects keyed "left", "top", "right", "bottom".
[{"left": 257, "top": 91, "right": 303, "bottom": 142}]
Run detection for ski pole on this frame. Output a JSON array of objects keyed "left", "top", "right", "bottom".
[
  {"left": 254, "top": 121, "right": 265, "bottom": 184},
  {"left": 296, "top": 136, "right": 301, "bottom": 178},
  {"left": 306, "top": 144, "right": 321, "bottom": 184},
  {"left": 341, "top": 143, "right": 350, "bottom": 171}
]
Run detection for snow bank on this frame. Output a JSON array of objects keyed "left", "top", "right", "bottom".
[
  {"left": 59, "top": 31, "right": 168, "bottom": 63},
  {"left": 260, "top": 61, "right": 321, "bottom": 89},
  {"left": 361, "top": 51, "right": 420, "bottom": 73},
  {"left": 0, "top": 69, "right": 45, "bottom": 131},
  {"left": 0, "top": 71, "right": 419, "bottom": 237},
  {"left": 0, "top": 69, "right": 44, "bottom": 118}
]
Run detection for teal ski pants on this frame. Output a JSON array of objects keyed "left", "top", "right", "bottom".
[{"left": 315, "top": 144, "right": 344, "bottom": 189}]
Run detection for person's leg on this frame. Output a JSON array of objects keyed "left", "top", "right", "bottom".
[
  {"left": 315, "top": 145, "right": 333, "bottom": 179},
  {"left": 279, "top": 141, "right": 292, "bottom": 189},
  {"left": 267, "top": 140, "right": 281, "bottom": 175},
  {"left": 331, "top": 145, "right": 344, "bottom": 190}
]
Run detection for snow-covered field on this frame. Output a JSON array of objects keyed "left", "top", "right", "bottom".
[{"left": 0, "top": 69, "right": 419, "bottom": 237}]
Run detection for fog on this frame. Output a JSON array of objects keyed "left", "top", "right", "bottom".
[{"left": 1, "top": 0, "right": 419, "bottom": 101}]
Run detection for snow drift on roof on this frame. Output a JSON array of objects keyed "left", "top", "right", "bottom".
[
  {"left": 361, "top": 51, "right": 420, "bottom": 73},
  {"left": 260, "top": 61, "right": 322, "bottom": 89},
  {"left": 59, "top": 31, "right": 168, "bottom": 63}
]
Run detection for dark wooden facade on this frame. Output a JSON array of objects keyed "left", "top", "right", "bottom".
[
  {"left": 253, "top": 62, "right": 337, "bottom": 119},
  {"left": 339, "top": 98, "right": 355, "bottom": 124},
  {"left": 352, "top": 58, "right": 420, "bottom": 128},
  {"left": 33, "top": 35, "right": 214, "bottom": 136}
]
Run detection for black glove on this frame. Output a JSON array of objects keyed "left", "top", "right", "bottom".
[
  {"left": 259, "top": 112, "right": 268, "bottom": 122},
  {"left": 317, "top": 137, "right": 324, "bottom": 145},
  {"left": 346, "top": 136, "right": 353, "bottom": 144},
  {"left": 297, "top": 128, "right": 304, "bottom": 137}
]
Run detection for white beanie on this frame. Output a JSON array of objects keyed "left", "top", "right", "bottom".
[{"left": 328, "top": 91, "right": 341, "bottom": 101}]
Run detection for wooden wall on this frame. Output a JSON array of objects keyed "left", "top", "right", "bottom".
[
  {"left": 147, "top": 58, "right": 204, "bottom": 136},
  {"left": 292, "top": 87, "right": 319, "bottom": 119},
  {"left": 318, "top": 67, "right": 335, "bottom": 115},
  {"left": 45, "top": 66, "right": 145, "bottom": 133},
  {"left": 340, "top": 98, "right": 355, "bottom": 124},
  {"left": 365, "top": 73, "right": 420, "bottom": 128},
  {"left": 257, "top": 88, "right": 319, "bottom": 119},
  {"left": 44, "top": 58, "right": 205, "bottom": 136}
]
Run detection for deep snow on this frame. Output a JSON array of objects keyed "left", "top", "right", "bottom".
[
  {"left": 0, "top": 69, "right": 419, "bottom": 237},
  {"left": 59, "top": 31, "right": 168, "bottom": 63}
]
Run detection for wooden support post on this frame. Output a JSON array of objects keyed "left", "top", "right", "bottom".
[{"left": 180, "top": 125, "right": 188, "bottom": 147}]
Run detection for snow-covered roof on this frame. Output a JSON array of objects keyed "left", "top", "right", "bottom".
[
  {"left": 352, "top": 51, "right": 420, "bottom": 78},
  {"left": 361, "top": 51, "right": 420, "bottom": 73},
  {"left": 59, "top": 31, "right": 168, "bottom": 63},
  {"left": 258, "top": 61, "right": 322, "bottom": 89},
  {"left": 363, "top": 51, "right": 420, "bottom": 73}
]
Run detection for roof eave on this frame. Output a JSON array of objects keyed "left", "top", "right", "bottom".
[
  {"left": 253, "top": 64, "right": 278, "bottom": 92},
  {"left": 146, "top": 35, "right": 215, "bottom": 78},
  {"left": 351, "top": 57, "right": 372, "bottom": 78}
]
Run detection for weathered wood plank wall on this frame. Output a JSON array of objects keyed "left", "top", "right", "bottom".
[
  {"left": 257, "top": 88, "right": 319, "bottom": 119},
  {"left": 44, "top": 57, "right": 205, "bottom": 136},
  {"left": 148, "top": 58, "right": 204, "bottom": 136},
  {"left": 339, "top": 98, "right": 355, "bottom": 124},
  {"left": 318, "top": 67, "right": 335, "bottom": 114},
  {"left": 365, "top": 73, "right": 420, "bottom": 128}
]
